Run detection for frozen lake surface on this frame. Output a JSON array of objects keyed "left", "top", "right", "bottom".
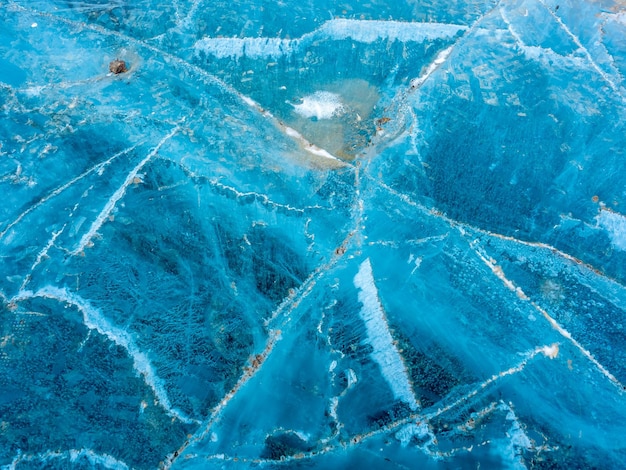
[{"left": 1, "top": 0, "right": 626, "bottom": 468}]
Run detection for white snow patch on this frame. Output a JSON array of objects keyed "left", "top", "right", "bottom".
[
  {"left": 496, "top": 402, "right": 533, "bottom": 469},
  {"left": 596, "top": 208, "right": 626, "bottom": 251},
  {"left": 291, "top": 91, "right": 345, "bottom": 120},
  {"left": 395, "top": 422, "right": 430, "bottom": 447},
  {"left": 68, "top": 449, "right": 129, "bottom": 469},
  {"left": 353, "top": 258, "right": 419, "bottom": 410}
]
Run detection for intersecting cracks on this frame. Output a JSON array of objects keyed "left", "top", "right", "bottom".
[
  {"left": 467, "top": 239, "right": 625, "bottom": 392},
  {"left": 369, "top": 172, "right": 626, "bottom": 299},
  {"left": 371, "top": 0, "right": 505, "bottom": 153},
  {"left": 155, "top": 150, "right": 340, "bottom": 221},
  {"left": 180, "top": 345, "right": 559, "bottom": 466},
  {"left": 499, "top": 1, "right": 626, "bottom": 107},
  {"left": 162, "top": 144, "right": 365, "bottom": 470},
  {"left": 71, "top": 123, "right": 183, "bottom": 256},
  {"left": 5, "top": 2, "right": 620, "bottom": 467},
  {"left": 368, "top": 174, "right": 626, "bottom": 394},
  {"left": 7, "top": 3, "right": 347, "bottom": 166},
  {"left": 535, "top": 0, "right": 626, "bottom": 103},
  {"left": 0, "top": 143, "right": 140, "bottom": 241}
]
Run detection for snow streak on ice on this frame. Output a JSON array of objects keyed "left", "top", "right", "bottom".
[{"left": 353, "top": 258, "right": 419, "bottom": 410}]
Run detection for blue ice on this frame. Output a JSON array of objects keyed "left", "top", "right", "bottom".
[{"left": 1, "top": 0, "right": 626, "bottom": 469}]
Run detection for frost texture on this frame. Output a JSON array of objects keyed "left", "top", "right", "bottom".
[{"left": 1, "top": 0, "right": 626, "bottom": 469}]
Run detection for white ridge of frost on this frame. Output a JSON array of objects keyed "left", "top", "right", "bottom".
[
  {"left": 290, "top": 91, "right": 345, "bottom": 120},
  {"left": 71, "top": 128, "right": 179, "bottom": 256},
  {"left": 283, "top": 126, "right": 342, "bottom": 162},
  {"left": 13, "top": 286, "right": 199, "bottom": 425},
  {"left": 395, "top": 422, "right": 431, "bottom": 447},
  {"left": 353, "top": 258, "right": 419, "bottom": 410},
  {"left": 6, "top": 448, "right": 129, "bottom": 470},
  {"left": 193, "top": 37, "right": 292, "bottom": 59},
  {"left": 409, "top": 45, "right": 454, "bottom": 89},
  {"left": 596, "top": 208, "right": 626, "bottom": 251},
  {"left": 499, "top": 402, "right": 533, "bottom": 470},
  {"left": 194, "top": 20, "right": 467, "bottom": 59},
  {"left": 315, "top": 19, "right": 467, "bottom": 43}
]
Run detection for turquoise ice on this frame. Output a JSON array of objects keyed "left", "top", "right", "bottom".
[{"left": 1, "top": 0, "right": 626, "bottom": 468}]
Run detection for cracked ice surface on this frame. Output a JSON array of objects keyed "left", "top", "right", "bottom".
[{"left": 1, "top": 0, "right": 626, "bottom": 468}]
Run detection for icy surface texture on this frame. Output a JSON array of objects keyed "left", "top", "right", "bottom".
[{"left": 1, "top": 0, "right": 625, "bottom": 468}]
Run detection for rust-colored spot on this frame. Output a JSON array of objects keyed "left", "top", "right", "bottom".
[
  {"left": 109, "top": 59, "right": 128, "bottom": 74},
  {"left": 592, "top": 195, "right": 599, "bottom": 203}
]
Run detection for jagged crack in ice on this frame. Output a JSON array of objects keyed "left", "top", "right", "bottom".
[
  {"left": 13, "top": 286, "right": 199, "bottom": 424},
  {"left": 469, "top": 241, "right": 624, "bottom": 391},
  {"left": 19, "top": 225, "right": 65, "bottom": 292},
  {"left": 353, "top": 258, "right": 419, "bottom": 411}
]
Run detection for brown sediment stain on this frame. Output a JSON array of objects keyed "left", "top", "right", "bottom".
[{"left": 109, "top": 59, "right": 127, "bottom": 74}]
